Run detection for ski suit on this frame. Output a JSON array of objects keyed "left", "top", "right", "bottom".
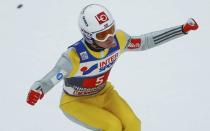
[{"left": 31, "top": 25, "right": 186, "bottom": 131}]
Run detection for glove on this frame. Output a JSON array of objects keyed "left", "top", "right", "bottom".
[
  {"left": 27, "top": 82, "right": 44, "bottom": 106},
  {"left": 182, "top": 18, "right": 199, "bottom": 33}
]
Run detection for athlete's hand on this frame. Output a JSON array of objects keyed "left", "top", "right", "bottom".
[
  {"left": 182, "top": 18, "right": 199, "bottom": 33},
  {"left": 27, "top": 82, "right": 44, "bottom": 106}
]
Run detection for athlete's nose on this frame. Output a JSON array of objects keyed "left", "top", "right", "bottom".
[{"left": 107, "top": 36, "right": 114, "bottom": 43}]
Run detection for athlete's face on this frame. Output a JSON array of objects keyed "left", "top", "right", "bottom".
[{"left": 95, "top": 36, "right": 116, "bottom": 49}]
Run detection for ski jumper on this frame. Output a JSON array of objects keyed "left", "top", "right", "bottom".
[{"left": 29, "top": 25, "right": 187, "bottom": 131}]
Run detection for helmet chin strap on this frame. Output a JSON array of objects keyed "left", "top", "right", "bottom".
[{"left": 85, "top": 39, "right": 105, "bottom": 52}]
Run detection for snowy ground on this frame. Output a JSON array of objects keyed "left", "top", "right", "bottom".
[{"left": 0, "top": 0, "right": 210, "bottom": 131}]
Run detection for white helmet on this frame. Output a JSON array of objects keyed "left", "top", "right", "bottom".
[{"left": 79, "top": 4, "right": 115, "bottom": 44}]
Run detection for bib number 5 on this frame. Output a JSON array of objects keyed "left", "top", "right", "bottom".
[
  {"left": 95, "top": 75, "right": 105, "bottom": 86},
  {"left": 82, "top": 71, "right": 110, "bottom": 88}
]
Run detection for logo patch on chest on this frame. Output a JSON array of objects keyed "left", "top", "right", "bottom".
[
  {"left": 80, "top": 52, "right": 119, "bottom": 75},
  {"left": 99, "top": 53, "right": 119, "bottom": 72},
  {"left": 80, "top": 51, "right": 89, "bottom": 60},
  {"left": 80, "top": 64, "right": 98, "bottom": 75}
]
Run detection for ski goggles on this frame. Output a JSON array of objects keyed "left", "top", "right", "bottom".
[{"left": 92, "top": 24, "right": 115, "bottom": 42}]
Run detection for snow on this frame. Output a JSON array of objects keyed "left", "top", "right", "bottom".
[{"left": 0, "top": 0, "right": 210, "bottom": 131}]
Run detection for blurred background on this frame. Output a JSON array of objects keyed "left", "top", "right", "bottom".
[{"left": 0, "top": 0, "right": 209, "bottom": 131}]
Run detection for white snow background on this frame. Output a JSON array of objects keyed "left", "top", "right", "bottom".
[{"left": 0, "top": 0, "right": 209, "bottom": 131}]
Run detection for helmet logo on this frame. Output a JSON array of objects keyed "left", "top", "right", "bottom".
[
  {"left": 82, "top": 16, "right": 88, "bottom": 27},
  {"left": 95, "top": 11, "right": 109, "bottom": 24}
]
